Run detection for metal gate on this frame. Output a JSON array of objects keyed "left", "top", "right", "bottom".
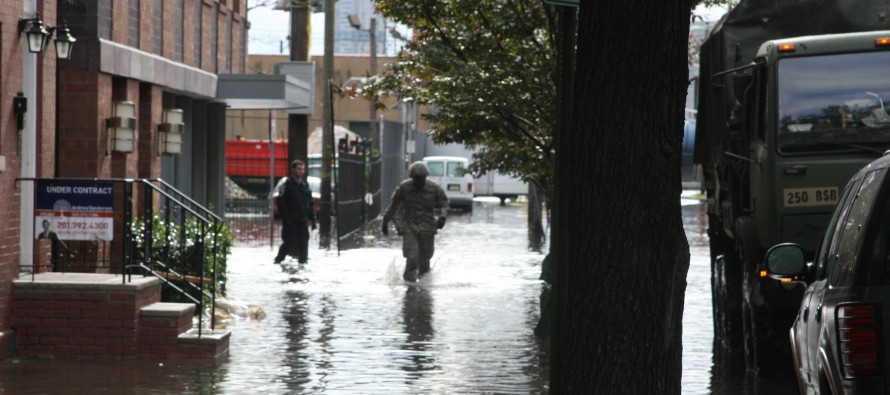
[{"left": 335, "top": 148, "right": 381, "bottom": 251}]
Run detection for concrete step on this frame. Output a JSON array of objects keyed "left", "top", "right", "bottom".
[
  {"left": 139, "top": 302, "right": 230, "bottom": 358},
  {"left": 178, "top": 328, "right": 231, "bottom": 359}
]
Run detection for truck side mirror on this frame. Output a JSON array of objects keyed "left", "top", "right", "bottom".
[
  {"left": 731, "top": 74, "right": 752, "bottom": 103},
  {"left": 728, "top": 100, "right": 744, "bottom": 131},
  {"left": 727, "top": 73, "right": 754, "bottom": 131}
]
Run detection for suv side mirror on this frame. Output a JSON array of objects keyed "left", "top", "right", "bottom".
[{"left": 765, "top": 243, "right": 807, "bottom": 281}]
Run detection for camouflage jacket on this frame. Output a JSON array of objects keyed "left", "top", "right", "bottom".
[{"left": 383, "top": 179, "right": 449, "bottom": 234}]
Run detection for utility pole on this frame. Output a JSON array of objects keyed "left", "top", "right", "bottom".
[
  {"left": 368, "top": 18, "right": 378, "bottom": 150},
  {"left": 319, "top": 0, "right": 335, "bottom": 248},
  {"left": 288, "top": 1, "right": 310, "bottom": 166}
]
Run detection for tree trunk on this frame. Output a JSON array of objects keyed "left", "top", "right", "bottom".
[
  {"left": 528, "top": 182, "right": 545, "bottom": 252},
  {"left": 551, "top": 2, "right": 694, "bottom": 393}
]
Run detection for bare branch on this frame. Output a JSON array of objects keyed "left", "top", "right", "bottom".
[{"left": 247, "top": 0, "right": 280, "bottom": 12}]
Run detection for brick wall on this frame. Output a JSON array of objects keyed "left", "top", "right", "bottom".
[
  {"left": 0, "top": 0, "right": 61, "bottom": 358},
  {"left": 183, "top": 0, "right": 198, "bottom": 67},
  {"left": 1, "top": 0, "right": 244, "bottom": 360},
  {"left": 138, "top": 84, "right": 162, "bottom": 179},
  {"left": 57, "top": 70, "right": 109, "bottom": 178},
  {"left": 95, "top": 0, "right": 243, "bottom": 73},
  {"left": 11, "top": 284, "right": 161, "bottom": 358},
  {"left": 0, "top": 0, "right": 26, "bottom": 355},
  {"left": 138, "top": 311, "right": 192, "bottom": 356},
  {"left": 201, "top": 1, "right": 213, "bottom": 72}
]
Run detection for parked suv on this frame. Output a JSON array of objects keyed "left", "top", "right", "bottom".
[{"left": 766, "top": 152, "right": 890, "bottom": 394}]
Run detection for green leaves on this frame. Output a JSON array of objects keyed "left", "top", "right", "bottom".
[
  {"left": 131, "top": 214, "right": 233, "bottom": 296},
  {"left": 367, "top": 0, "right": 559, "bottom": 194}
]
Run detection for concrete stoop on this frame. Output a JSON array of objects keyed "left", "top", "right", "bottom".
[
  {"left": 140, "top": 302, "right": 230, "bottom": 359},
  {"left": 10, "top": 273, "right": 229, "bottom": 360}
]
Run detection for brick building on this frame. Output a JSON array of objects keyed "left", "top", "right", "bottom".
[{"left": 0, "top": 1, "right": 308, "bottom": 359}]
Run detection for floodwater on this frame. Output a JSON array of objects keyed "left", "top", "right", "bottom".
[{"left": 0, "top": 196, "right": 799, "bottom": 394}]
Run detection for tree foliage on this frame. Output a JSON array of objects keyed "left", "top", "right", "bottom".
[{"left": 365, "top": 0, "right": 559, "bottom": 196}]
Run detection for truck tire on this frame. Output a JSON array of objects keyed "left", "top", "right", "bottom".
[
  {"left": 708, "top": 213, "right": 745, "bottom": 372},
  {"left": 736, "top": 216, "right": 785, "bottom": 375}
]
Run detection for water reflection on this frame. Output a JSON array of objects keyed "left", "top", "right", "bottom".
[
  {"left": 400, "top": 286, "right": 437, "bottom": 381},
  {"left": 280, "top": 290, "right": 311, "bottom": 393},
  {"left": 681, "top": 203, "right": 799, "bottom": 395}
]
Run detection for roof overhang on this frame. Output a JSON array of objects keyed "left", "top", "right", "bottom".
[{"left": 216, "top": 74, "right": 311, "bottom": 110}]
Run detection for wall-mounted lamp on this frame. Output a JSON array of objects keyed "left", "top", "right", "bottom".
[
  {"left": 48, "top": 22, "right": 76, "bottom": 60},
  {"left": 18, "top": 14, "right": 76, "bottom": 58},
  {"left": 106, "top": 101, "right": 136, "bottom": 154},
  {"left": 18, "top": 14, "right": 49, "bottom": 53},
  {"left": 158, "top": 109, "right": 184, "bottom": 155}
]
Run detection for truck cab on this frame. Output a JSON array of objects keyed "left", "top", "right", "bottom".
[
  {"left": 698, "top": 30, "right": 890, "bottom": 374},
  {"left": 744, "top": 33, "right": 890, "bottom": 252}
]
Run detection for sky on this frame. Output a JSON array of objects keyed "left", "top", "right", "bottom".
[
  {"left": 246, "top": 5, "right": 324, "bottom": 55},
  {"left": 245, "top": 3, "right": 731, "bottom": 56},
  {"left": 245, "top": 1, "right": 413, "bottom": 56},
  {"left": 693, "top": 3, "right": 730, "bottom": 22}
]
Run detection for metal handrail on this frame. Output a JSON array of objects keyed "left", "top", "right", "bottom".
[
  {"left": 134, "top": 179, "right": 216, "bottom": 334},
  {"left": 17, "top": 177, "right": 220, "bottom": 336}
]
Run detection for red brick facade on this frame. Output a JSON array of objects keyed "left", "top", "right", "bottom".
[
  {"left": 0, "top": 0, "right": 246, "bottom": 359},
  {"left": 0, "top": 1, "right": 61, "bottom": 359},
  {"left": 11, "top": 280, "right": 160, "bottom": 358}
]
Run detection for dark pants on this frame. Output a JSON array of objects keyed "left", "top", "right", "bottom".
[
  {"left": 275, "top": 220, "right": 310, "bottom": 263},
  {"left": 403, "top": 232, "right": 435, "bottom": 281}
]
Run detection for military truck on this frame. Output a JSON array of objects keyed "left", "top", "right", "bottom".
[{"left": 695, "top": 0, "right": 890, "bottom": 373}]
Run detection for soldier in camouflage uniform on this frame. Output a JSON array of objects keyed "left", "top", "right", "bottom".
[{"left": 382, "top": 161, "right": 449, "bottom": 282}]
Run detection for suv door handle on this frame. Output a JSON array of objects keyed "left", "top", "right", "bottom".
[
  {"left": 803, "top": 306, "right": 809, "bottom": 322},
  {"left": 815, "top": 304, "right": 822, "bottom": 323}
]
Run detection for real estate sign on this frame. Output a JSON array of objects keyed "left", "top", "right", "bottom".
[{"left": 35, "top": 180, "right": 114, "bottom": 240}]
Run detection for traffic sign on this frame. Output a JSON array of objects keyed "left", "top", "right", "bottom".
[{"left": 545, "top": 0, "right": 578, "bottom": 6}]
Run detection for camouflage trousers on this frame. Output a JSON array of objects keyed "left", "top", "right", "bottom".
[{"left": 402, "top": 232, "right": 435, "bottom": 282}]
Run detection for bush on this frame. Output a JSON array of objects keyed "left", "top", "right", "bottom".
[{"left": 131, "top": 213, "right": 233, "bottom": 297}]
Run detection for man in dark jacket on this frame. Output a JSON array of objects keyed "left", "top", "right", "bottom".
[
  {"left": 274, "top": 159, "right": 317, "bottom": 264},
  {"left": 382, "top": 161, "right": 449, "bottom": 281}
]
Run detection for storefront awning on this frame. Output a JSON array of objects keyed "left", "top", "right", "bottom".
[{"left": 216, "top": 74, "right": 312, "bottom": 110}]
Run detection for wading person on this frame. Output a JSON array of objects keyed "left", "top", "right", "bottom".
[
  {"left": 274, "top": 159, "right": 317, "bottom": 264},
  {"left": 382, "top": 161, "right": 449, "bottom": 282}
]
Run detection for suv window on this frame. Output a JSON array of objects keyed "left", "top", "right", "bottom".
[
  {"left": 831, "top": 168, "right": 886, "bottom": 285},
  {"left": 813, "top": 178, "right": 859, "bottom": 280},
  {"left": 427, "top": 161, "right": 444, "bottom": 177}
]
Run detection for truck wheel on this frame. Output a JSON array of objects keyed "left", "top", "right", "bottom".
[
  {"left": 708, "top": 214, "right": 745, "bottom": 372},
  {"left": 736, "top": 216, "right": 784, "bottom": 376}
]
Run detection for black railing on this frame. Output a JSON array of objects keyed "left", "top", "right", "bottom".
[{"left": 19, "top": 178, "right": 223, "bottom": 336}]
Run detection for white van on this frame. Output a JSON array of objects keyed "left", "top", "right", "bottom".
[{"left": 423, "top": 156, "right": 474, "bottom": 211}]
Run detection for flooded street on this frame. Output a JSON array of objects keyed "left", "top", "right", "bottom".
[
  {"left": 0, "top": 197, "right": 800, "bottom": 394},
  {"left": 219, "top": 198, "right": 549, "bottom": 394}
]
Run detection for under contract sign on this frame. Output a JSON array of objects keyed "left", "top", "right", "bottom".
[{"left": 34, "top": 180, "right": 114, "bottom": 241}]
